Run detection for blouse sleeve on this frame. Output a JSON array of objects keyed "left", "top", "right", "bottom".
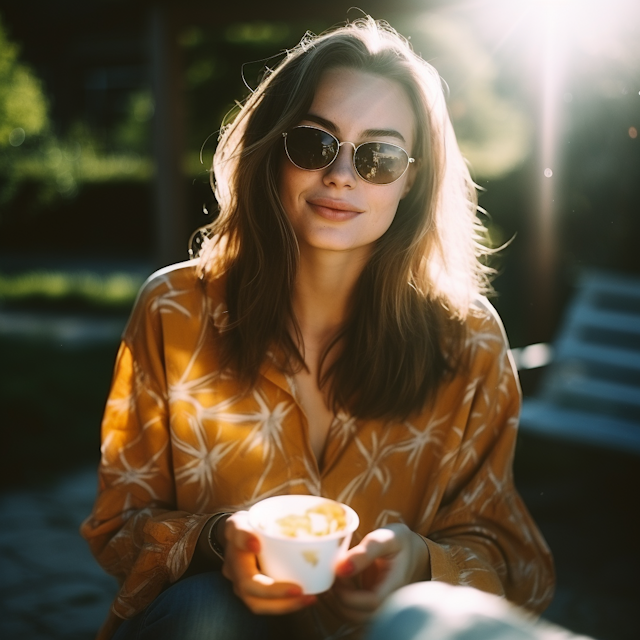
[
  {"left": 79, "top": 283, "right": 212, "bottom": 623},
  {"left": 422, "top": 305, "right": 555, "bottom": 614}
]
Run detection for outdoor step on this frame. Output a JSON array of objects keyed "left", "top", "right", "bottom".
[
  {"left": 552, "top": 340, "right": 640, "bottom": 372},
  {"left": 520, "top": 269, "right": 640, "bottom": 455},
  {"left": 562, "top": 307, "right": 640, "bottom": 336},
  {"left": 519, "top": 400, "right": 640, "bottom": 453},
  {"left": 542, "top": 372, "right": 640, "bottom": 410}
]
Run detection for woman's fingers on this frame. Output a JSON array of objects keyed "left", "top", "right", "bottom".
[
  {"left": 232, "top": 559, "right": 300, "bottom": 600},
  {"left": 331, "top": 525, "right": 430, "bottom": 623},
  {"left": 329, "top": 529, "right": 400, "bottom": 623},
  {"left": 244, "top": 586, "right": 317, "bottom": 615},
  {"left": 224, "top": 511, "right": 261, "bottom": 554},
  {"left": 221, "top": 510, "right": 316, "bottom": 615},
  {"left": 221, "top": 512, "right": 258, "bottom": 584},
  {"left": 335, "top": 527, "right": 399, "bottom": 581},
  {"left": 241, "top": 572, "right": 316, "bottom": 614}
]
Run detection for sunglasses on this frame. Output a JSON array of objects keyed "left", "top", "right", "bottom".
[{"left": 282, "top": 125, "right": 415, "bottom": 185}]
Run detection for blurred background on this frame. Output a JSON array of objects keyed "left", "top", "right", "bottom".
[{"left": 0, "top": 0, "right": 639, "bottom": 638}]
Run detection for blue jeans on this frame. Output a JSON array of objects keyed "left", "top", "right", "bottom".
[{"left": 112, "top": 571, "right": 292, "bottom": 640}]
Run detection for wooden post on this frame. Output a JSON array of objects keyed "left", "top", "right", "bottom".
[{"left": 148, "top": 3, "right": 189, "bottom": 268}]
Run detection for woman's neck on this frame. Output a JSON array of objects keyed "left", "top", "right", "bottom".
[{"left": 293, "top": 247, "right": 368, "bottom": 351}]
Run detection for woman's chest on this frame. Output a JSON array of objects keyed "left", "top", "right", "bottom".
[
  {"left": 165, "top": 345, "right": 469, "bottom": 528},
  {"left": 291, "top": 368, "right": 334, "bottom": 463}
]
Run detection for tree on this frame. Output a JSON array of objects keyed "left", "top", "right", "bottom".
[{"left": 0, "top": 13, "right": 49, "bottom": 148}]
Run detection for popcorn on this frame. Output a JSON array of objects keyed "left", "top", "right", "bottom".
[{"left": 275, "top": 501, "right": 347, "bottom": 538}]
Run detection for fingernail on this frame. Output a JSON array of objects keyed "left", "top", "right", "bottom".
[
  {"left": 337, "top": 560, "right": 355, "bottom": 576},
  {"left": 247, "top": 537, "right": 260, "bottom": 554},
  {"left": 286, "top": 586, "right": 303, "bottom": 597}
]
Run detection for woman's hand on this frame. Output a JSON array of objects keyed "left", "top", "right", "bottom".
[
  {"left": 221, "top": 511, "right": 317, "bottom": 615},
  {"left": 330, "top": 523, "right": 431, "bottom": 625}
]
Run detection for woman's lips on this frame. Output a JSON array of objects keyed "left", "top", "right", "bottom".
[{"left": 307, "top": 198, "right": 364, "bottom": 221}]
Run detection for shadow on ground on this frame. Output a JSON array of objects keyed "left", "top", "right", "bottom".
[{"left": 515, "top": 433, "right": 640, "bottom": 640}]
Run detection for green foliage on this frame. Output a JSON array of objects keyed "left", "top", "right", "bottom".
[
  {"left": 224, "top": 22, "right": 291, "bottom": 45},
  {"left": 0, "top": 16, "right": 49, "bottom": 148},
  {"left": 0, "top": 270, "right": 144, "bottom": 309},
  {"left": 5, "top": 135, "right": 152, "bottom": 197},
  {"left": 112, "top": 90, "right": 155, "bottom": 154},
  {"left": 179, "top": 20, "right": 326, "bottom": 158},
  {"left": 1, "top": 115, "right": 153, "bottom": 219},
  {"left": 402, "top": 13, "right": 532, "bottom": 180},
  {"left": 0, "top": 12, "right": 154, "bottom": 219}
]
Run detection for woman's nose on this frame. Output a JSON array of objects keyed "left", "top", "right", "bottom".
[{"left": 323, "top": 142, "right": 358, "bottom": 188}]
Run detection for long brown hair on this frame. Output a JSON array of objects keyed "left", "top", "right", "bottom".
[{"left": 196, "top": 17, "right": 492, "bottom": 420}]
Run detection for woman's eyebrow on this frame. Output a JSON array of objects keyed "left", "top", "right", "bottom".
[
  {"left": 304, "top": 113, "right": 338, "bottom": 132},
  {"left": 303, "top": 114, "right": 407, "bottom": 144},
  {"left": 361, "top": 128, "right": 407, "bottom": 144}
]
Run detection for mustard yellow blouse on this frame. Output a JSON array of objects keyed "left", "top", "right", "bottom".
[{"left": 81, "top": 261, "right": 554, "bottom": 639}]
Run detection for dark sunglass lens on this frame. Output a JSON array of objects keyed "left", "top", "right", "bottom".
[
  {"left": 286, "top": 128, "right": 338, "bottom": 170},
  {"left": 354, "top": 143, "right": 408, "bottom": 184}
]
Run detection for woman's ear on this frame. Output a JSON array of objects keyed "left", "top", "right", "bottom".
[{"left": 400, "top": 159, "right": 419, "bottom": 199}]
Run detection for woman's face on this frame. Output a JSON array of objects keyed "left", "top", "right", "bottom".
[{"left": 278, "top": 67, "right": 417, "bottom": 261}]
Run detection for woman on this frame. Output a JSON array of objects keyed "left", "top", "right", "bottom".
[{"left": 81, "top": 16, "right": 554, "bottom": 640}]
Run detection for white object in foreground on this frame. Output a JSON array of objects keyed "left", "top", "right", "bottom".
[{"left": 249, "top": 495, "right": 359, "bottom": 595}]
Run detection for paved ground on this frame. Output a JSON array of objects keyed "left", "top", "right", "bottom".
[
  {"left": 0, "top": 298, "right": 125, "bottom": 640},
  {"left": 0, "top": 467, "right": 117, "bottom": 640}
]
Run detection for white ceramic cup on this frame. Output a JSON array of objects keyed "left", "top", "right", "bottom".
[{"left": 248, "top": 495, "right": 359, "bottom": 595}]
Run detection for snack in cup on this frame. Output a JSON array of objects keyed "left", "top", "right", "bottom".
[{"left": 248, "top": 495, "right": 359, "bottom": 594}]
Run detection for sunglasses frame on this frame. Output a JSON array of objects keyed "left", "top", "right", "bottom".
[{"left": 282, "top": 125, "right": 415, "bottom": 185}]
